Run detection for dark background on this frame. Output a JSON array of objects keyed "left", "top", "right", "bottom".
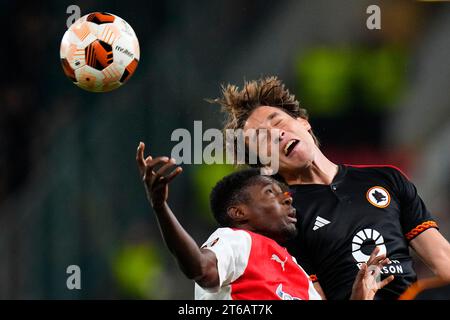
[{"left": 0, "top": 0, "right": 449, "bottom": 299}]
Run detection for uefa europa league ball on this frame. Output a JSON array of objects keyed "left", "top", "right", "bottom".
[{"left": 60, "top": 12, "right": 140, "bottom": 92}]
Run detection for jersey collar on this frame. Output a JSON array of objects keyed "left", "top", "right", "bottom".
[{"left": 288, "top": 164, "right": 347, "bottom": 189}]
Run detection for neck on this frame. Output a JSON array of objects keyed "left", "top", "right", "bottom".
[{"left": 282, "top": 148, "right": 338, "bottom": 185}]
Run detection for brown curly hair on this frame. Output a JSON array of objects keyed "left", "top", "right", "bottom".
[{"left": 208, "top": 76, "right": 319, "bottom": 166}]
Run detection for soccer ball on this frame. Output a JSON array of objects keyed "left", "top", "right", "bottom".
[{"left": 60, "top": 12, "right": 140, "bottom": 92}]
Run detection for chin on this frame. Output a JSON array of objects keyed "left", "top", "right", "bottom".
[
  {"left": 278, "top": 227, "right": 298, "bottom": 244},
  {"left": 287, "top": 227, "right": 298, "bottom": 240},
  {"left": 281, "top": 157, "right": 311, "bottom": 173}
]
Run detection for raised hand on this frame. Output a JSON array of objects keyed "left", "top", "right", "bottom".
[
  {"left": 136, "top": 142, "right": 183, "bottom": 209},
  {"left": 350, "top": 246, "right": 395, "bottom": 300}
]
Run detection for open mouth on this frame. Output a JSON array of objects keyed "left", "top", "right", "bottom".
[
  {"left": 287, "top": 208, "right": 297, "bottom": 223},
  {"left": 283, "top": 139, "right": 300, "bottom": 157}
]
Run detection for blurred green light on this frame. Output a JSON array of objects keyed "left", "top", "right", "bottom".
[
  {"left": 295, "top": 47, "right": 407, "bottom": 115},
  {"left": 192, "top": 163, "right": 237, "bottom": 224},
  {"left": 296, "top": 48, "right": 353, "bottom": 115},
  {"left": 113, "top": 242, "right": 165, "bottom": 299},
  {"left": 357, "top": 47, "right": 407, "bottom": 109}
]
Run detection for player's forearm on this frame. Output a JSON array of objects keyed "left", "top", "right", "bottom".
[
  {"left": 152, "top": 202, "right": 211, "bottom": 280},
  {"left": 411, "top": 229, "right": 450, "bottom": 282}
]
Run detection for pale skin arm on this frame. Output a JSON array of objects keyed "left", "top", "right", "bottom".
[{"left": 410, "top": 228, "right": 450, "bottom": 282}]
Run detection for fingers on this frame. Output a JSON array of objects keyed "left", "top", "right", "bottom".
[
  {"left": 367, "top": 246, "right": 380, "bottom": 265},
  {"left": 136, "top": 142, "right": 182, "bottom": 184},
  {"left": 164, "top": 167, "right": 183, "bottom": 184},
  {"left": 359, "top": 248, "right": 395, "bottom": 293},
  {"left": 144, "top": 155, "right": 153, "bottom": 165},
  {"left": 366, "top": 254, "right": 390, "bottom": 283},
  {"left": 366, "top": 257, "right": 391, "bottom": 284},
  {"left": 378, "top": 275, "right": 395, "bottom": 289},
  {"left": 136, "top": 142, "right": 146, "bottom": 173},
  {"left": 354, "top": 263, "right": 367, "bottom": 284},
  {"left": 143, "top": 156, "right": 169, "bottom": 181},
  {"left": 143, "top": 157, "right": 183, "bottom": 185},
  {"left": 154, "top": 159, "right": 177, "bottom": 180},
  {"left": 153, "top": 159, "right": 183, "bottom": 183},
  {"left": 378, "top": 257, "right": 391, "bottom": 268},
  {"left": 368, "top": 254, "right": 387, "bottom": 268}
]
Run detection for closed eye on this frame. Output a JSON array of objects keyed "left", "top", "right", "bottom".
[
  {"left": 264, "top": 186, "right": 277, "bottom": 197},
  {"left": 264, "top": 183, "right": 283, "bottom": 196}
]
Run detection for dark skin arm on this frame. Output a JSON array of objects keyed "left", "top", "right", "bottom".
[{"left": 136, "top": 142, "right": 219, "bottom": 289}]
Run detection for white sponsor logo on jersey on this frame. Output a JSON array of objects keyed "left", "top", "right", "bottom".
[
  {"left": 351, "top": 228, "right": 387, "bottom": 263},
  {"left": 271, "top": 254, "right": 288, "bottom": 271},
  {"left": 313, "top": 216, "right": 331, "bottom": 231},
  {"left": 275, "top": 284, "right": 301, "bottom": 300}
]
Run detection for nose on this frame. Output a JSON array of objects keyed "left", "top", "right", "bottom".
[{"left": 279, "top": 130, "right": 286, "bottom": 142}]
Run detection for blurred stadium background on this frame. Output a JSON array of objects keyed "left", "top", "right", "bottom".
[{"left": 0, "top": 0, "right": 449, "bottom": 299}]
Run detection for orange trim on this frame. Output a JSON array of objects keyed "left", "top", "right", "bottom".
[
  {"left": 405, "top": 220, "right": 438, "bottom": 241},
  {"left": 399, "top": 277, "right": 448, "bottom": 300},
  {"left": 309, "top": 274, "right": 318, "bottom": 282},
  {"left": 72, "top": 22, "right": 90, "bottom": 41}
]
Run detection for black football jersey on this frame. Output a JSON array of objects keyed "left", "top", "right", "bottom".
[{"left": 286, "top": 164, "right": 438, "bottom": 300}]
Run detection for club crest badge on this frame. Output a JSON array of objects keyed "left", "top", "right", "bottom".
[
  {"left": 201, "top": 237, "right": 219, "bottom": 249},
  {"left": 366, "top": 186, "right": 390, "bottom": 208}
]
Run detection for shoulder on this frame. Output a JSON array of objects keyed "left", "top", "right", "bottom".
[
  {"left": 345, "top": 164, "right": 408, "bottom": 177},
  {"left": 202, "top": 227, "right": 252, "bottom": 250},
  {"left": 344, "top": 164, "right": 409, "bottom": 184}
]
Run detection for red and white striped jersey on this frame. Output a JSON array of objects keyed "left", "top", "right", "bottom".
[{"left": 195, "top": 227, "right": 321, "bottom": 300}]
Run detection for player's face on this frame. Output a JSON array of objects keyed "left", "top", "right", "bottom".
[
  {"left": 244, "top": 177, "right": 297, "bottom": 244},
  {"left": 243, "top": 106, "right": 317, "bottom": 176}
]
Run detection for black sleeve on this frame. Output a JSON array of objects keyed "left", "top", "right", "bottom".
[{"left": 390, "top": 168, "right": 439, "bottom": 241}]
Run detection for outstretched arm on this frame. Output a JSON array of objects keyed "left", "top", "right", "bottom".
[{"left": 136, "top": 142, "right": 219, "bottom": 289}]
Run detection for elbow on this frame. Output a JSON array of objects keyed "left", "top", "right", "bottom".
[
  {"left": 193, "top": 261, "right": 219, "bottom": 289},
  {"left": 179, "top": 257, "right": 210, "bottom": 280},
  {"left": 432, "top": 252, "right": 450, "bottom": 283},
  {"left": 180, "top": 263, "right": 205, "bottom": 281}
]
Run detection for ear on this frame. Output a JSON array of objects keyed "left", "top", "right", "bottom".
[
  {"left": 227, "top": 205, "right": 248, "bottom": 224},
  {"left": 296, "top": 117, "right": 311, "bottom": 131}
]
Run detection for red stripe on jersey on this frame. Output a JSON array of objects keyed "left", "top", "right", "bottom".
[{"left": 344, "top": 164, "right": 410, "bottom": 180}]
